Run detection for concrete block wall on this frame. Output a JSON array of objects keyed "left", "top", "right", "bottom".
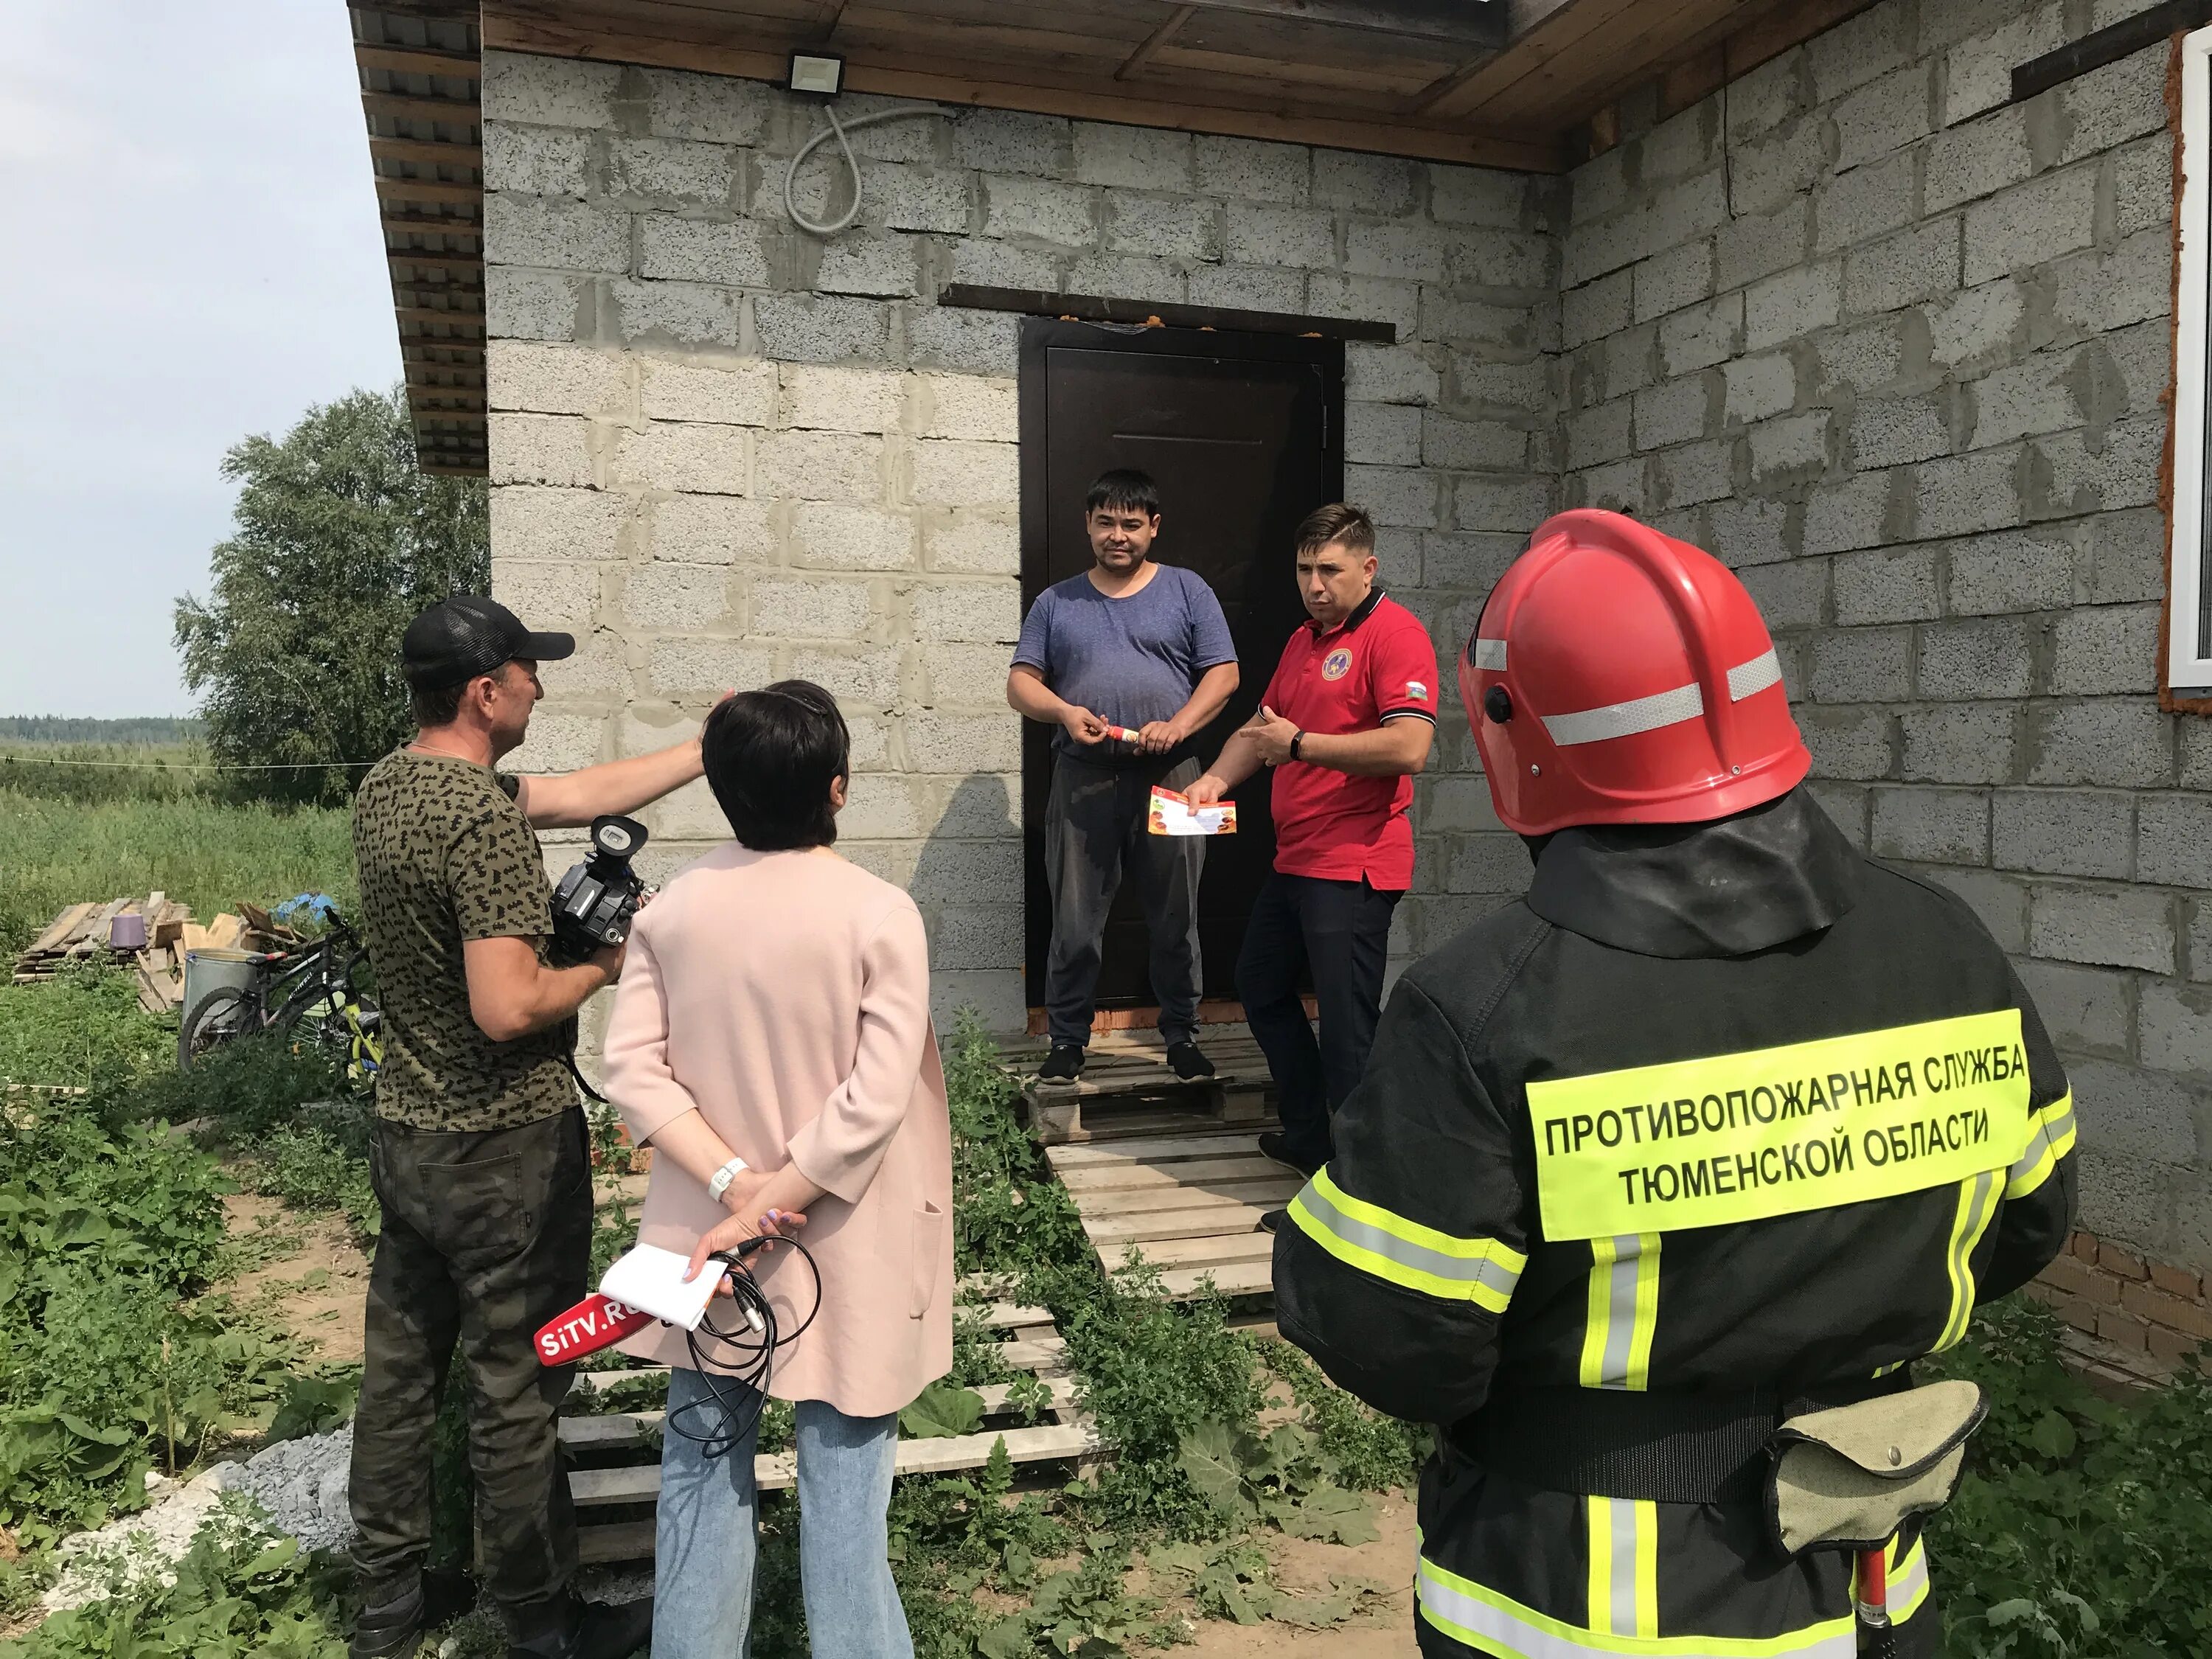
[
  {"left": 477, "top": 49, "right": 1562, "bottom": 1026},
  {"left": 1559, "top": 0, "right": 2212, "bottom": 1267}
]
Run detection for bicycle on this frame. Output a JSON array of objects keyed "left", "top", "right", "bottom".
[{"left": 177, "top": 906, "right": 383, "bottom": 1084}]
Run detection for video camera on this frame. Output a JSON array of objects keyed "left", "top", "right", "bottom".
[{"left": 551, "top": 814, "right": 649, "bottom": 959}]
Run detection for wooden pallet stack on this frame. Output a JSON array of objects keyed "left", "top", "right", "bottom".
[
  {"left": 1005, "top": 1028, "right": 1289, "bottom": 1304},
  {"left": 13, "top": 897, "right": 307, "bottom": 1014},
  {"left": 560, "top": 1293, "right": 1095, "bottom": 1565}
]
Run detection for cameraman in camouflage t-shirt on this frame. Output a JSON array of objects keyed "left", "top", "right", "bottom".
[{"left": 348, "top": 597, "right": 717, "bottom": 1659}]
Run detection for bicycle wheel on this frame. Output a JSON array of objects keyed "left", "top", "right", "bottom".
[
  {"left": 276, "top": 980, "right": 383, "bottom": 1088},
  {"left": 179, "top": 987, "right": 260, "bottom": 1071}
]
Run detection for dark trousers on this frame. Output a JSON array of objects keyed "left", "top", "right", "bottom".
[
  {"left": 350, "top": 1107, "right": 591, "bottom": 1615},
  {"left": 1235, "top": 872, "right": 1400, "bottom": 1165},
  {"left": 1043, "top": 751, "right": 1205, "bottom": 1048}
]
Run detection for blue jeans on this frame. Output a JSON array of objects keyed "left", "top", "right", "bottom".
[{"left": 652, "top": 1367, "right": 912, "bottom": 1659}]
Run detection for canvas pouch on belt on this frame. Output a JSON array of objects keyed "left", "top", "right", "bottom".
[{"left": 1764, "top": 1378, "right": 1986, "bottom": 1557}]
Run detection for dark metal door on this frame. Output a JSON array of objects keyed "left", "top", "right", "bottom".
[{"left": 1018, "top": 320, "right": 1344, "bottom": 1010}]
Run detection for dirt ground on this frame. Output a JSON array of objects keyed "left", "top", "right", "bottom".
[
  {"left": 220, "top": 1191, "right": 372, "bottom": 1363},
  {"left": 1186, "top": 1497, "right": 1422, "bottom": 1658}
]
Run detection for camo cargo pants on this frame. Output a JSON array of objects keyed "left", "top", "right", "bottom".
[{"left": 349, "top": 1105, "right": 592, "bottom": 1615}]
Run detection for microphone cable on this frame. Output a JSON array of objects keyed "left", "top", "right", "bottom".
[{"left": 664, "top": 1232, "right": 823, "bottom": 1459}]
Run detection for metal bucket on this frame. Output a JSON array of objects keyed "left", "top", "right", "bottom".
[{"left": 182, "top": 947, "right": 263, "bottom": 1013}]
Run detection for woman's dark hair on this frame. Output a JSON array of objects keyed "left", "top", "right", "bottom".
[{"left": 701, "top": 681, "right": 851, "bottom": 850}]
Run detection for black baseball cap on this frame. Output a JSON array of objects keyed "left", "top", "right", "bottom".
[{"left": 401, "top": 596, "right": 574, "bottom": 689}]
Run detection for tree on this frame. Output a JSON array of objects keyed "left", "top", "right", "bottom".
[{"left": 174, "top": 386, "right": 489, "bottom": 805}]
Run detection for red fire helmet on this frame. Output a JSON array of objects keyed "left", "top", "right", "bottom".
[{"left": 1459, "top": 509, "right": 1810, "bottom": 836}]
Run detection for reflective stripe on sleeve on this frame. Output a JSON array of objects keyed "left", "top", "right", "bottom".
[
  {"left": 1417, "top": 1551, "right": 1857, "bottom": 1659},
  {"left": 2004, "top": 1092, "right": 2076, "bottom": 1200},
  {"left": 1934, "top": 1168, "right": 2003, "bottom": 1353},
  {"left": 1287, "top": 1167, "right": 1526, "bottom": 1310},
  {"left": 1579, "top": 1234, "right": 1660, "bottom": 1391}
]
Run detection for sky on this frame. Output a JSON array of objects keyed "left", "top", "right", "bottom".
[{"left": 0, "top": 1, "right": 401, "bottom": 717}]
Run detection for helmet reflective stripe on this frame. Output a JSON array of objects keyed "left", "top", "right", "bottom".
[
  {"left": 1541, "top": 651, "right": 1785, "bottom": 748},
  {"left": 1472, "top": 638, "right": 1508, "bottom": 670},
  {"left": 1727, "top": 647, "right": 1784, "bottom": 702}
]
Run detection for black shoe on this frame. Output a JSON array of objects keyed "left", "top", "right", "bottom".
[
  {"left": 507, "top": 1592, "right": 655, "bottom": 1659},
  {"left": 1259, "top": 1208, "right": 1290, "bottom": 1234},
  {"left": 1165, "top": 1040, "right": 1215, "bottom": 1080},
  {"left": 1256, "top": 1130, "right": 1325, "bottom": 1178},
  {"left": 1037, "top": 1043, "right": 1085, "bottom": 1082},
  {"left": 351, "top": 1567, "right": 477, "bottom": 1659}
]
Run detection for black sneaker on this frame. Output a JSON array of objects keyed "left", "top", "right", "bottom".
[
  {"left": 1037, "top": 1043, "right": 1085, "bottom": 1082},
  {"left": 1259, "top": 1208, "right": 1290, "bottom": 1234},
  {"left": 350, "top": 1567, "right": 476, "bottom": 1659},
  {"left": 1165, "top": 1040, "right": 1215, "bottom": 1080},
  {"left": 1256, "top": 1130, "right": 1325, "bottom": 1178}
]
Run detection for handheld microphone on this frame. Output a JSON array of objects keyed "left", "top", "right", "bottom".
[{"left": 535, "top": 1293, "right": 655, "bottom": 1366}]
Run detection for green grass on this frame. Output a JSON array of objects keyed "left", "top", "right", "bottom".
[{"left": 0, "top": 787, "right": 355, "bottom": 959}]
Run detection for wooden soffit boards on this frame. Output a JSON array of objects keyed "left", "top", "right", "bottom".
[
  {"left": 351, "top": 1, "right": 488, "bottom": 476},
  {"left": 479, "top": 0, "right": 1573, "bottom": 170},
  {"left": 473, "top": 0, "right": 1864, "bottom": 173}
]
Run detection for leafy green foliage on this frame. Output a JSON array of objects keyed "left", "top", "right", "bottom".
[
  {"left": 173, "top": 384, "right": 489, "bottom": 807},
  {"left": 944, "top": 1016, "right": 1087, "bottom": 1279},
  {"left": 1026, "top": 1258, "right": 1263, "bottom": 1534},
  {"left": 1174, "top": 1422, "right": 1375, "bottom": 1544},
  {"left": 1926, "top": 1296, "right": 2212, "bottom": 1658},
  {"left": 0, "top": 967, "right": 168, "bottom": 1093},
  {"left": 1260, "top": 1339, "right": 1430, "bottom": 1493},
  {"left": 240, "top": 1121, "right": 379, "bottom": 1241},
  {"left": 0, "top": 1495, "right": 349, "bottom": 1658},
  {"left": 902, "top": 1381, "right": 988, "bottom": 1440}
]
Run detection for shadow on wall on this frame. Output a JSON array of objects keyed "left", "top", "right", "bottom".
[{"left": 910, "top": 771, "right": 1027, "bottom": 1036}]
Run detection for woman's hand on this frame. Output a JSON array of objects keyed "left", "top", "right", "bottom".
[{"left": 684, "top": 1206, "right": 809, "bottom": 1295}]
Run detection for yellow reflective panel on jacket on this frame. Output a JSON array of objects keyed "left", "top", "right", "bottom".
[{"left": 1528, "top": 1010, "right": 2034, "bottom": 1241}]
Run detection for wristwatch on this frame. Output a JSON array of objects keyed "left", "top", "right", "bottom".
[
  {"left": 1289, "top": 730, "right": 1307, "bottom": 762},
  {"left": 707, "top": 1155, "right": 749, "bottom": 1205}
]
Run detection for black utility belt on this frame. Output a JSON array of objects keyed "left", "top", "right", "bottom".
[{"left": 1449, "top": 1376, "right": 1910, "bottom": 1506}]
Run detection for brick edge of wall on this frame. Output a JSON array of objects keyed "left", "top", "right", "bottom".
[{"left": 2028, "top": 1229, "right": 2212, "bottom": 1368}]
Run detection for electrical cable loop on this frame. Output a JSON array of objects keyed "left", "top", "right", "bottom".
[
  {"left": 666, "top": 1233, "right": 824, "bottom": 1459},
  {"left": 782, "top": 105, "right": 950, "bottom": 237}
]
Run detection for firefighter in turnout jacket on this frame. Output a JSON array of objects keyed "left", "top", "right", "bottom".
[{"left": 1273, "top": 509, "right": 2077, "bottom": 1659}]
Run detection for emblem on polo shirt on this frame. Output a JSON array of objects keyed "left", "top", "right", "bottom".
[{"left": 1322, "top": 647, "right": 1352, "bottom": 681}]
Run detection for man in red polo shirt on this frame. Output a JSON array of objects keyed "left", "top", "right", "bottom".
[{"left": 1186, "top": 503, "right": 1437, "bottom": 1219}]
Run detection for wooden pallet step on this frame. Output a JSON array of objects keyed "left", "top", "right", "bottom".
[
  {"left": 1157, "top": 1260, "right": 1274, "bottom": 1298},
  {"left": 1113, "top": 1231, "right": 1273, "bottom": 1270},
  {"left": 1046, "top": 1130, "right": 1267, "bottom": 1167},
  {"left": 1032, "top": 1104, "right": 1280, "bottom": 1148},
  {"left": 579, "top": 1332, "right": 1067, "bottom": 1397},
  {"left": 571, "top": 1419, "right": 1099, "bottom": 1507},
  {"left": 1056, "top": 1154, "right": 1287, "bottom": 1192},
  {"left": 1074, "top": 1178, "right": 1299, "bottom": 1217},
  {"left": 560, "top": 1376, "right": 1082, "bottom": 1450},
  {"left": 1083, "top": 1203, "right": 1277, "bottom": 1245}
]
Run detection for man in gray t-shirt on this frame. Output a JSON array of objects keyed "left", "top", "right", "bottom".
[{"left": 1007, "top": 469, "right": 1239, "bottom": 1082}]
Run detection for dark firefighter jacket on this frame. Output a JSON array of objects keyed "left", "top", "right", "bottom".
[{"left": 1273, "top": 787, "right": 2076, "bottom": 1659}]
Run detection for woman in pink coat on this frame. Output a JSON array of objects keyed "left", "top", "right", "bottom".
[{"left": 603, "top": 681, "right": 952, "bottom": 1659}]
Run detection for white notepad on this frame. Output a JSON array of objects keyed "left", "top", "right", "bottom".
[{"left": 599, "top": 1242, "right": 723, "bottom": 1332}]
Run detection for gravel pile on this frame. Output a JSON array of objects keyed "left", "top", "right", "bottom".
[
  {"left": 212, "top": 1424, "right": 359, "bottom": 1554},
  {"left": 41, "top": 1427, "right": 358, "bottom": 1612}
]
